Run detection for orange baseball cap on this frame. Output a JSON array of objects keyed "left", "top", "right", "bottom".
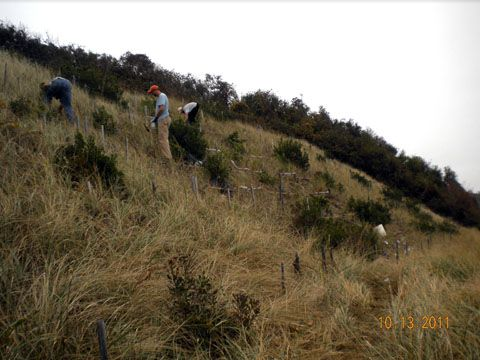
[{"left": 147, "top": 85, "right": 159, "bottom": 94}]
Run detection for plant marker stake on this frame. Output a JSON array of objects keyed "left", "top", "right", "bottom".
[
  {"left": 2, "top": 62, "right": 7, "bottom": 93},
  {"left": 329, "top": 236, "right": 335, "bottom": 268},
  {"left": 101, "top": 125, "right": 105, "bottom": 146},
  {"left": 281, "top": 263, "right": 286, "bottom": 294},
  {"left": 250, "top": 185, "right": 256, "bottom": 205},
  {"left": 279, "top": 173, "right": 285, "bottom": 211},
  {"left": 96, "top": 320, "right": 108, "bottom": 360},
  {"left": 293, "top": 252, "right": 301, "bottom": 275},
  {"left": 190, "top": 175, "right": 198, "bottom": 198},
  {"left": 395, "top": 239, "right": 399, "bottom": 263},
  {"left": 321, "top": 240, "right": 327, "bottom": 273},
  {"left": 227, "top": 188, "right": 232, "bottom": 208},
  {"left": 144, "top": 105, "right": 148, "bottom": 118}
]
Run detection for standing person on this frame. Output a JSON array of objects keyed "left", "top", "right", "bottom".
[
  {"left": 40, "top": 77, "right": 76, "bottom": 123},
  {"left": 147, "top": 84, "right": 172, "bottom": 160},
  {"left": 177, "top": 102, "right": 200, "bottom": 125}
]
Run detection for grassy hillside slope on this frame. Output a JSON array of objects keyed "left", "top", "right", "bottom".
[{"left": 1, "top": 51, "right": 480, "bottom": 359}]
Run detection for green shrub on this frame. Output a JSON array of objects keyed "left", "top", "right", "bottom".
[
  {"left": 231, "top": 292, "right": 260, "bottom": 328},
  {"left": 9, "top": 96, "right": 33, "bottom": 118},
  {"left": 350, "top": 171, "right": 372, "bottom": 189},
  {"left": 92, "top": 106, "right": 116, "bottom": 134},
  {"left": 169, "top": 119, "right": 208, "bottom": 162},
  {"left": 294, "top": 196, "right": 331, "bottom": 232},
  {"left": 225, "top": 131, "right": 246, "bottom": 161},
  {"left": 315, "top": 170, "right": 337, "bottom": 189},
  {"left": 258, "top": 170, "right": 276, "bottom": 186},
  {"left": 312, "top": 218, "right": 350, "bottom": 249},
  {"left": 357, "top": 226, "right": 381, "bottom": 260},
  {"left": 437, "top": 220, "right": 459, "bottom": 235},
  {"left": 405, "top": 198, "right": 421, "bottom": 214},
  {"left": 166, "top": 255, "right": 259, "bottom": 355},
  {"left": 348, "top": 197, "right": 391, "bottom": 225},
  {"left": 54, "top": 132, "right": 126, "bottom": 193},
  {"left": 274, "top": 138, "right": 309, "bottom": 170},
  {"left": 382, "top": 186, "right": 403, "bottom": 207},
  {"left": 118, "top": 98, "right": 129, "bottom": 111},
  {"left": 316, "top": 153, "right": 327, "bottom": 162},
  {"left": 413, "top": 211, "right": 437, "bottom": 235},
  {"left": 204, "top": 152, "right": 230, "bottom": 188}
]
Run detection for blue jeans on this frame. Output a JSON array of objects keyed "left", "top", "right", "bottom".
[{"left": 46, "top": 78, "right": 76, "bottom": 123}]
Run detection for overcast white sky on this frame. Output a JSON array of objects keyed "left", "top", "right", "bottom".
[{"left": 1, "top": 1, "right": 479, "bottom": 191}]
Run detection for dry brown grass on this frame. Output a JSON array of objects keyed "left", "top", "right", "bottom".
[{"left": 1, "top": 50, "right": 480, "bottom": 359}]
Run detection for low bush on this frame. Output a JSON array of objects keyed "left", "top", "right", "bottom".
[
  {"left": 350, "top": 171, "right": 372, "bottom": 189},
  {"left": 258, "top": 170, "right": 276, "bottom": 186},
  {"left": 312, "top": 218, "right": 350, "bottom": 250},
  {"left": 348, "top": 197, "right": 391, "bottom": 225},
  {"left": 294, "top": 196, "right": 331, "bottom": 232},
  {"left": 54, "top": 132, "right": 126, "bottom": 194},
  {"left": 315, "top": 170, "right": 343, "bottom": 192},
  {"left": 274, "top": 138, "right": 309, "bottom": 170},
  {"left": 413, "top": 211, "right": 437, "bottom": 235},
  {"left": 382, "top": 186, "right": 404, "bottom": 207},
  {"left": 166, "top": 255, "right": 259, "bottom": 356},
  {"left": 9, "top": 96, "right": 33, "bottom": 118},
  {"left": 204, "top": 152, "right": 230, "bottom": 188},
  {"left": 316, "top": 153, "right": 327, "bottom": 162},
  {"left": 225, "top": 131, "right": 246, "bottom": 161},
  {"left": 92, "top": 106, "right": 116, "bottom": 134},
  {"left": 437, "top": 220, "right": 459, "bottom": 235},
  {"left": 169, "top": 119, "right": 208, "bottom": 162}
]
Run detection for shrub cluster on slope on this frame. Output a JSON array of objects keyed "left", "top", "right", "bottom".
[{"left": 54, "top": 132, "right": 126, "bottom": 193}]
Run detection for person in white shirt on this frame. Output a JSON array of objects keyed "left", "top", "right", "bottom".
[{"left": 177, "top": 102, "right": 200, "bottom": 125}]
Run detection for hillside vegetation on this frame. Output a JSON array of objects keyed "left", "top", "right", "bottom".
[
  {"left": 1, "top": 51, "right": 480, "bottom": 359},
  {"left": 2, "top": 22, "right": 479, "bottom": 228}
]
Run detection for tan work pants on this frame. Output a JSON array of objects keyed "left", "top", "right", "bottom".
[{"left": 154, "top": 116, "right": 172, "bottom": 160}]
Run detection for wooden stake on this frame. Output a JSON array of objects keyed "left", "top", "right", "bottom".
[
  {"left": 279, "top": 173, "right": 285, "bottom": 210},
  {"left": 395, "top": 240, "right": 399, "bottom": 263},
  {"left": 101, "top": 125, "right": 105, "bottom": 146},
  {"left": 2, "top": 62, "right": 7, "bottom": 93},
  {"left": 293, "top": 252, "right": 301, "bottom": 275},
  {"left": 280, "top": 263, "right": 286, "bottom": 294},
  {"left": 329, "top": 239, "right": 335, "bottom": 268},
  {"left": 96, "top": 320, "right": 109, "bottom": 360},
  {"left": 190, "top": 175, "right": 198, "bottom": 197},
  {"left": 151, "top": 180, "right": 157, "bottom": 195},
  {"left": 227, "top": 188, "right": 232, "bottom": 208},
  {"left": 321, "top": 240, "right": 327, "bottom": 273},
  {"left": 87, "top": 180, "right": 93, "bottom": 194}
]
